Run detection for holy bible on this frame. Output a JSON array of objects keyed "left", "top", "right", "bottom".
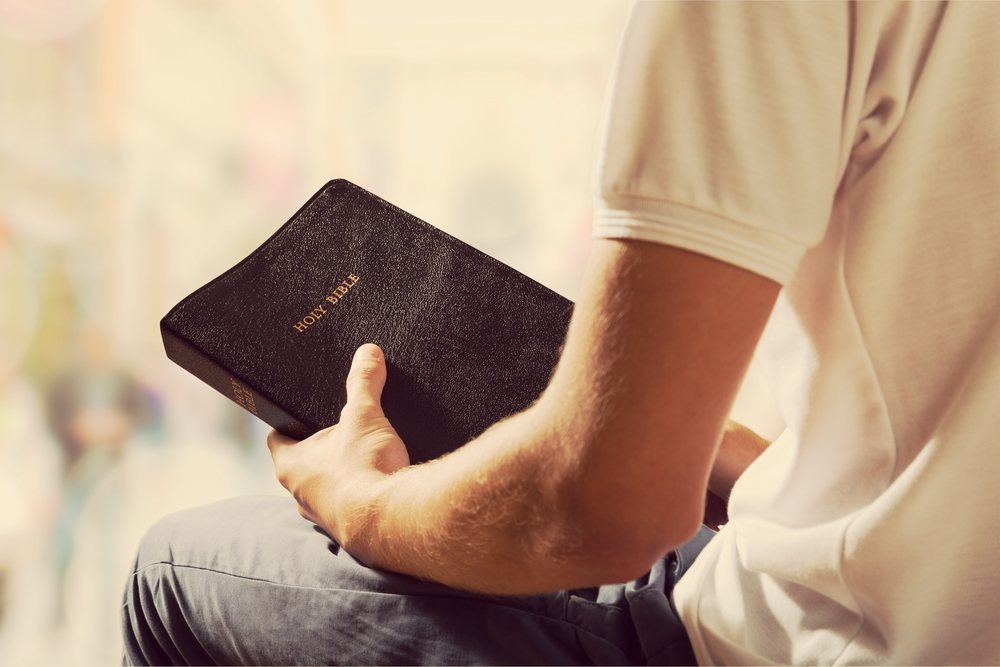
[{"left": 161, "top": 179, "right": 574, "bottom": 463}]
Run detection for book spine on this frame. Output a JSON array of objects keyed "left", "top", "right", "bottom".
[{"left": 160, "top": 322, "right": 314, "bottom": 440}]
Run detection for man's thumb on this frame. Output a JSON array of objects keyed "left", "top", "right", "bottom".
[{"left": 344, "top": 343, "right": 387, "bottom": 413}]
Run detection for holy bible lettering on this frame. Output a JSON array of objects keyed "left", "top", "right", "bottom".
[{"left": 293, "top": 273, "right": 361, "bottom": 333}]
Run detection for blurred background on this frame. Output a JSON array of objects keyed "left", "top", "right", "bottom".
[{"left": 0, "top": 0, "right": 629, "bottom": 664}]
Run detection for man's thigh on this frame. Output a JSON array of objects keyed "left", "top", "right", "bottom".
[{"left": 121, "top": 495, "right": 643, "bottom": 665}]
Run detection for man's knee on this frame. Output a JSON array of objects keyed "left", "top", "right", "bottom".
[
  {"left": 132, "top": 495, "right": 296, "bottom": 573},
  {"left": 130, "top": 507, "right": 191, "bottom": 572},
  {"left": 123, "top": 496, "right": 297, "bottom": 665}
]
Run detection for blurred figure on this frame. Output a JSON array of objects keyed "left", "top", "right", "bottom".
[
  {"left": 44, "top": 327, "right": 154, "bottom": 615},
  {"left": 0, "top": 226, "right": 62, "bottom": 667},
  {"left": 59, "top": 394, "right": 276, "bottom": 664}
]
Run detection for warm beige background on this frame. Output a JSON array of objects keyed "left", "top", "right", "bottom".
[{"left": 0, "top": 1, "right": 629, "bottom": 664}]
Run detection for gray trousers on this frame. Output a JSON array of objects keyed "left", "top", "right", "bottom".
[{"left": 121, "top": 495, "right": 714, "bottom": 665}]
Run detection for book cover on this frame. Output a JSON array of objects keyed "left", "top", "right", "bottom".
[{"left": 161, "top": 179, "right": 574, "bottom": 464}]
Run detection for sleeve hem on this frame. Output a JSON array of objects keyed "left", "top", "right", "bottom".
[{"left": 593, "top": 194, "right": 806, "bottom": 285}]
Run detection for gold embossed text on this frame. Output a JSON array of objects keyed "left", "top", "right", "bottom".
[
  {"left": 230, "top": 378, "right": 259, "bottom": 415},
  {"left": 293, "top": 273, "right": 360, "bottom": 333}
]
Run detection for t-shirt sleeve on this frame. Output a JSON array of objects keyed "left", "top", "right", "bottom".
[{"left": 594, "top": 2, "right": 850, "bottom": 285}]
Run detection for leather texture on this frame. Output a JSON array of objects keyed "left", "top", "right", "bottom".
[{"left": 161, "top": 180, "right": 574, "bottom": 463}]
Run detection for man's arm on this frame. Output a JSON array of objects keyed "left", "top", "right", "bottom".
[{"left": 269, "top": 238, "right": 780, "bottom": 595}]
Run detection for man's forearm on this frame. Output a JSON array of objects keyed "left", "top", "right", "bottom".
[
  {"left": 332, "top": 401, "right": 664, "bottom": 596},
  {"left": 337, "top": 414, "right": 771, "bottom": 593}
]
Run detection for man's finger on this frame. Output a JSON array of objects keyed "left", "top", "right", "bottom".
[{"left": 344, "top": 343, "right": 387, "bottom": 415}]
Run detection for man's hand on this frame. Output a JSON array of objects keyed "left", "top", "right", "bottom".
[
  {"left": 709, "top": 420, "right": 770, "bottom": 502},
  {"left": 703, "top": 420, "right": 771, "bottom": 529},
  {"left": 267, "top": 344, "right": 409, "bottom": 548}
]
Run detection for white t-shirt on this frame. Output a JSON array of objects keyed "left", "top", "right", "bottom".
[{"left": 593, "top": 2, "right": 1000, "bottom": 664}]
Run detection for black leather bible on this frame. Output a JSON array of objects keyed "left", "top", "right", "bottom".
[{"left": 161, "top": 179, "right": 574, "bottom": 463}]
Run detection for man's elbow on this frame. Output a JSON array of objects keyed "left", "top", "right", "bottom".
[{"left": 564, "top": 494, "right": 705, "bottom": 585}]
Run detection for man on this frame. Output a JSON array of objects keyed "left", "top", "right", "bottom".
[{"left": 124, "top": 2, "right": 999, "bottom": 664}]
